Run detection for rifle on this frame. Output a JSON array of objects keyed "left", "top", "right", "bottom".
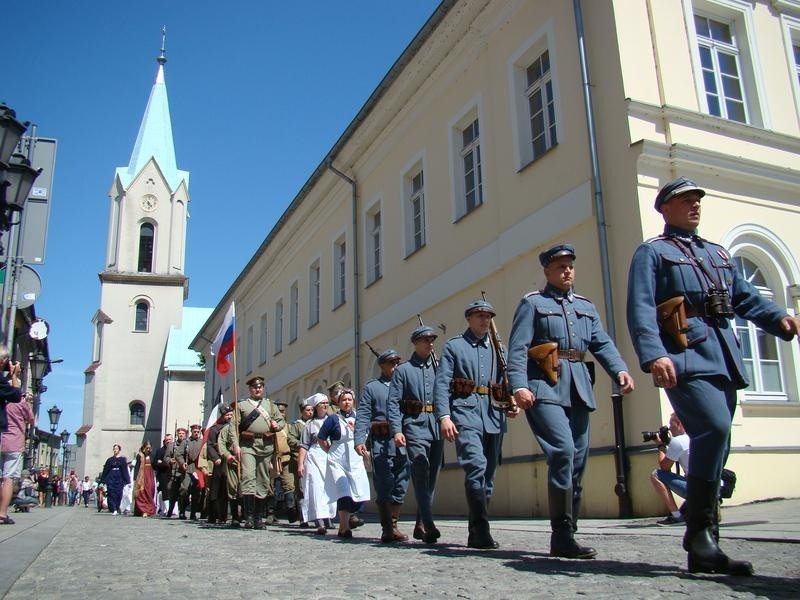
[
  {"left": 364, "top": 340, "right": 380, "bottom": 359},
  {"left": 481, "top": 291, "right": 519, "bottom": 417},
  {"left": 416, "top": 314, "right": 438, "bottom": 371}
]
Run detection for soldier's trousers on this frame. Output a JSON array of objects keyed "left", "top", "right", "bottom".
[
  {"left": 665, "top": 375, "right": 736, "bottom": 482},
  {"left": 454, "top": 426, "right": 502, "bottom": 499},
  {"left": 406, "top": 436, "right": 444, "bottom": 524},
  {"left": 240, "top": 451, "right": 274, "bottom": 499},
  {"left": 371, "top": 440, "right": 410, "bottom": 504},
  {"left": 525, "top": 399, "right": 590, "bottom": 496}
]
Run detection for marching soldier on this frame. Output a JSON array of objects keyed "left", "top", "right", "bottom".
[
  {"left": 166, "top": 427, "right": 190, "bottom": 519},
  {"left": 355, "top": 348, "right": 410, "bottom": 543},
  {"left": 508, "top": 243, "right": 634, "bottom": 559},
  {"left": 626, "top": 177, "right": 800, "bottom": 575},
  {"left": 286, "top": 397, "right": 313, "bottom": 523},
  {"left": 206, "top": 404, "right": 234, "bottom": 524},
  {"left": 216, "top": 409, "right": 241, "bottom": 528},
  {"left": 327, "top": 380, "right": 345, "bottom": 415},
  {"left": 388, "top": 325, "right": 443, "bottom": 544},
  {"left": 270, "top": 399, "right": 294, "bottom": 525},
  {"left": 236, "top": 375, "right": 285, "bottom": 529},
  {"left": 186, "top": 424, "right": 205, "bottom": 520},
  {"left": 434, "top": 300, "right": 509, "bottom": 549}
]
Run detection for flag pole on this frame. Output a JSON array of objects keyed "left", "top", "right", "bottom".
[{"left": 230, "top": 307, "right": 241, "bottom": 483}]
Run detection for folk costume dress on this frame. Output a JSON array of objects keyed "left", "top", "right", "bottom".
[{"left": 133, "top": 452, "right": 157, "bottom": 517}]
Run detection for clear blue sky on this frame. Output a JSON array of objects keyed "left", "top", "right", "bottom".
[{"left": 2, "top": 1, "right": 439, "bottom": 443}]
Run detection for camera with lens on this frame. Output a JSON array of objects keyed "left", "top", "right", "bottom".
[
  {"left": 704, "top": 288, "right": 734, "bottom": 319},
  {"left": 642, "top": 425, "right": 671, "bottom": 445}
]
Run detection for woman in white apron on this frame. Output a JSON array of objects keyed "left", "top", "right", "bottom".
[
  {"left": 297, "top": 393, "right": 336, "bottom": 535},
  {"left": 318, "top": 388, "right": 371, "bottom": 538}
]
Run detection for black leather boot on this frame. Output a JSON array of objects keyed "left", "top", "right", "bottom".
[
  {"left": 242, "top": 495, "right": 254, "bottom": 529},
  {"left": 264, "top": 496, "right": 276, "bottom": 525},
  {"left": 683, "top": 476, "right": 752, "bottom": 576},
  {"left": 389, "top": 503, "right": 408, "bottom": 542},
  {"left": 229, "top": 499, "right": 240, "bottom": 528},
  {"left": 377, "top": 501, "right": 395, "bottom": 543},
  {"left": 285, "top": 492, "right": 298, "bottom": 523},
  {"left": 466, "top": 490, "right": 499, "bottom": 550},
  {"left": 549, "top": 484, "right": 596, "bottom": 559},
  {"left": 253, "top": 497, "right": 265, "bottom": 530}
]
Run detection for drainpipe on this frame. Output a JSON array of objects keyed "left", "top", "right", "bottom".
[
  {"left": 327, "top": 161, "right": 361, "bottom": 399},
  {"left": 573, "top": 0, "right": 633, "bottom": 517}
]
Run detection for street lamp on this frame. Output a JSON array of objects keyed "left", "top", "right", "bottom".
[
  {"left": 60, "top": 429, "right": 69, "bottom": 475},
  {"left": 45, "top": 404, "right": 61, "bottom": 507}
]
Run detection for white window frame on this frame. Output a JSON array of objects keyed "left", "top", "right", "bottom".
[
  {"left": 449, "top": 98, "right": 488, "bottom": 222},
  {"left": 333, "top": 235, "right": 347, "bottom": 309},
  {"left": 308, "top": 259, "right": 320, "bottom": 328},
  {"left": 274, "top": 299, "right": 283, "bottom": 355},
  {"left": 401, "top": 153, "right": 427, "bottom": 257},
  {"left": 781, "top": 14, "right": 800, "bottom": 118},
  {"left": 508, "top": 22, "right": 561, "bottom": 170},
  {"left": 259, "top": 313, "right": 268, "bottom": 365},
  {"left": 365, "top": 198, "right": 383, "bottom": 286},
  {"left": 246, "top": 324, "right": 254, "bottom": 374},
  {"left": 684, "top": 0, "right": 770, "bottom": 128},
  {"left": 289, "top": 281, "right": 299, "bottom": 343}
]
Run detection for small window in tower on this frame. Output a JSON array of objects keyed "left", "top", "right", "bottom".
[
  {"left": 135, "top": 301, "right": 149, "bottom": 332},
  {"left": 138, "top": 223, "right": 154, "bottom": 272},
  {"left": 130, "top": 402, "right": 145, "bottom": 426}
]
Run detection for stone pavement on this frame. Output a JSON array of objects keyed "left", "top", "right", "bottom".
[{"left": 1, "top": 499, "right": 797, "bottom": 599}]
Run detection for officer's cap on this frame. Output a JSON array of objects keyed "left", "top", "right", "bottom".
[
  {"left": 539, "top": 243, "right": 576, "bottom": 266},
  {"left": 377, "top": 349, "right": 401, "bottom": 364},
  {"left": 464, "top": 300, "right": 496, "bottom": 318},
  {"left": 218, "top": 403, "right": 233, "bottom": 416},
  {"left": 190, "top": 424, "right": 202, "bottom": 430},
  {"left": 326, "top": 380, "right": 345, "bottom": 393},
  {"left": 246, "top": 375, "right": 265, "bottom": 387},
  {"left": 654, "top": 177, "right": 705, "bottom": 212},
  {"left": 275, "top": 399, "right": 288, "bottom": 407},
  {"left": 410, "top": 325, "right": 438, "bottom": 342}
]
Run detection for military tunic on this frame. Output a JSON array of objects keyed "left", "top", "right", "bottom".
[
  {"left": 167, "top": 438, "right": 190, "bottom": 510},
  {"left": 236, "top": 397, "right": 286, "bottom": 498},
  {"left": 626, "top": 224, "right": 792, "bottom": 481},
  {"left": 507, "top": 284, "right": 628, "bottom": 493},
  {"left": 433, "top": 329, "right": 506, "bottom": 499},
  {"left": 354, "top": 375, "right": 410, "bottom": 504},
  {"left": 387, "top": 352, "right": 443, "bottom": 525},
  {"left": 216, "top": 422, "right": 240, "bottom": 500}
]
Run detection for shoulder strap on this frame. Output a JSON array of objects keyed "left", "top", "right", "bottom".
[{"left": 239, "top": 399, "right": 264, "bottom": 432}]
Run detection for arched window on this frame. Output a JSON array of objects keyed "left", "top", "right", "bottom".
[
  {"left": 130, "top": 402, "right": 145, "bottom": 426},
  {"left": 733, "top": 256, "right": 785, "bottom": 394},
  {"left": 135, "top": 301, "right": 149, "bottom": 332},
  {"left": 138, "top": 223, "right": 154, "bottom": 272}
]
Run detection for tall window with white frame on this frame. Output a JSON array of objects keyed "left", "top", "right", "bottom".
[
  {"left": 404, "top": 167, "right": 426, "bottom": 256},
  {"left": 289, "top": 282, "right": 299, "bottom": 342},
  {"left": 732, "top": 256, "right": 785, "bottom": 397},
  {"left": 366, "top": 206, "right": 382, "bottom": 285},
  {"left": 334, "top": 238, "right": 346, "bottom": 308},
  {"left": 129, "top": 402, "right": 145, "bottom": 426},
  {"left": 259, "top": 313, "right": 267, "bottom": 365},
  {"left": 246, "top": 325, "right": 254, "bottom": 374},
  {"left": 309, "top": 261, "right": 320, "bottom": 327},
  {"left": 274, "top": 299, "right": 283, "bottom": 355},
  {"left": 526, "top": 49, "right": 557, "bottom": 160},
  {"left": 138, "top": 223, "right": 154, "bottom": 272},
  {"left": 460, "top": 118, "right": 483, "bottom": 216},
  {"left": 694, "top": 14, "right": 747, "bottom": 123},
  {"left": 794, "top": 42, "right": 800, "bottom": 88},
  {"left": 134, "top": 301, "right": 149, "bottom": 332}
]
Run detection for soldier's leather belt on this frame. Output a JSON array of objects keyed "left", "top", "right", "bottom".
[
  {"left": 239, "top": 431, "right": 275, "bottom": 441},
  {"left": 421, "top": 404, "right": 434, "bottom": 413},
  {"left": 475, "top": 385, "right": 490, "bottom": 395},
  {"left": 557, "top": 349, "right": 585, "bottom": 362},
  {"left": 684, "top": 307, "right": 704, "bottom": 318}
]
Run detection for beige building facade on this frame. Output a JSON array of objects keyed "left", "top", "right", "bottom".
[{"left": 192, "top": 0, "right": 800, "bottom": 517}]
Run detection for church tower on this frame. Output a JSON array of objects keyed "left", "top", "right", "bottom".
[{"left": 78, "top": 33, "right": 190, "bottom": 477}]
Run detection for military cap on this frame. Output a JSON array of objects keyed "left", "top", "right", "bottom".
[
  {"left": 176, "top": 427, "right": 188, "bottom": 434},
  {"left": 275, "top": 399, "right": 288, "bottom": 407},
  {"left": 464, "top": 299, "right": 496, "bottom": 318},
  {"left": 246, "top": 375, "right": 265, "bottom": 387},
  {"left": 411, "top": 325, "right": 438, "bottom": 342},
  {"left": 218, "top": 403, "right": 233, "bottom": 415},
  {"left": 539, "top": 243, "right": 576, "bottom": 266},
  {"left": 326, "top": 380, "right": 345, "bottom": 393},
  {"left": 654, "top": 177, "right": 705, "bottom": 212},
  {"left": 190, "top": 423, "right": 202, "bottom": 430},
  {"left": 377, "top": 349, "right": 401, "bottom": 364}
]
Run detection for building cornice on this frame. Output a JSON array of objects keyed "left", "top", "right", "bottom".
[
  {"left": 99, "top": 271, "right": 188, "bottom": 287},
  {"left": 773, "top": 0, "right": 800, "bottom": 15}
]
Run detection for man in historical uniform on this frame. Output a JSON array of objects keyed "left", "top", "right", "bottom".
[
  {"left": 236, "top": 375, "right": 285, "bottom": 529},
  {"left": 270, "top": 399, "right": 294, "bottom": 525},
  {"left": 286, "top": 397, "right": 313, "bottom": 524},
  {"left": 626, "top": 177, "right": 800, "bottom": 576},
  {"left": 152, "top": 433, "right": 172, "bottom": 516},
  {"left": 166, "top": 427, "right": 190, "bottom": 519},
  {"left": 435, "top": 300, "right": 510, "bottom": 549},
  {"left": 205, "top": 404, "right": 233, "bottom": 524},
  {"left": 508, "top": 243, "right": 634, "bottom": 559},
  {"left": 388, "top": 325, "right": 443, "bottom": 544},
  {"left": 216, "top": 408, "right": 241, "bottom": 528},
  {"left": 327, "top": 380, "right": 345, "bottom": 414},
  {"left": 186, "top": 424, "right": 205, "bottom": 520},
  {"left": 355, "top": 348, "right": 410, "bottom": 543}
]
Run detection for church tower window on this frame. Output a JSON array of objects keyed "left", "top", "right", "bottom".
[
  {"left": 134, "top": 301, "right": 149, "bottom": 332},
  {"left": 129, "top": 402, "right": 145, "bottom": 426},
  {"left": 138, "top": 223, "right": 155, "bottom": 272}
]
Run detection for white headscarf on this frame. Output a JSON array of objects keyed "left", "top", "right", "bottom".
[{"left": 307, "top": 392, "right": 328, "bottom": 407}]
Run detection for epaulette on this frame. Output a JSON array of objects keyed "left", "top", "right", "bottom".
[
  {"left": 573, "top": 293, "right": 589, "bottom": 301},
  {"left": 644, "top": 235, "right": 668, "bottom": 244},
  {"left": 523, "top": 290, "right": 542, "bottom": 298}
]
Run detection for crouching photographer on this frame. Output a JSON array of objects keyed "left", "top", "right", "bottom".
[{"left": 647, "top": 413, "right": 690, "bottom": 526}]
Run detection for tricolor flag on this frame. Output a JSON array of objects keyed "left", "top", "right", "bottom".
[{"left": 211, "top": 302, "right": 235, "bottom": 376}]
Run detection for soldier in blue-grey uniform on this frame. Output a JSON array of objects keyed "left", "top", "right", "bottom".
[
  {"left": 626, "top": 177, "right": 800, "bottom": 576},
  {"left": 388, "top": 325, "right": 444, "bottom": 544},
  {"left": 434, "top": 300, "right": 509, "bottom": 550},
  {"left": 508, "top": 243, "right": 634, "bottom": 559},
  {"left": 355, "top": 348, "right": 411, "bottom": 543}
]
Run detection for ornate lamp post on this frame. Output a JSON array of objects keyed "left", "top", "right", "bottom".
[
  {"left": 45, "top": 404, "right": 61, "bottom": 507},
  {"left": 60, "top": 429, "right": 69, "bottom": 475}
]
